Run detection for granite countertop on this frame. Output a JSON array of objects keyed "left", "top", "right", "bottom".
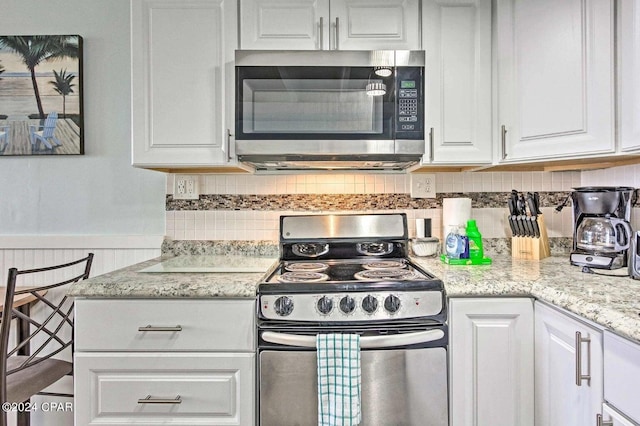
[
  {"left": 68, "top": 255, "right": 278, "bottom": 298},
  {"left": 412, "top": 256, "right": 640, "bottom": 342},
  {"left": 68, "top": 253, "right": 640, "bottom": 342}
]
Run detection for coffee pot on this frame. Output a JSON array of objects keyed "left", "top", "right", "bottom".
[
  {"left": 570, "top": 186, "right": 634, "bottom": 270},
  {"left": 575, "top": 216, "right": 632, "bottom": 253}
]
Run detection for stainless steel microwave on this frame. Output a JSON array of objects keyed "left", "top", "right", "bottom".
[{"left": 234, "top": 50, "right": 425, "bottom": 172}]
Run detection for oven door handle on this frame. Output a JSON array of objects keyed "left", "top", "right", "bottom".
[{"left": 261, "top": 329, "right": 445, "bottom": 349}]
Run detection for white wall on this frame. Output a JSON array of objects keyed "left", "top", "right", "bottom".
[
  {"left": 0, "top": 3, "right": 166, "bottom": 424},
  {"left": 0, "top": 0, "right": 166, "bottom": 237}
]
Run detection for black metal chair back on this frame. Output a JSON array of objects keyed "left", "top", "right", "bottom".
[{"left": 0, "top": 253, "right": 93, "bottom": 426}]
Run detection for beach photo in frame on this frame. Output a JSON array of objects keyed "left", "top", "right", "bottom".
[{"left": 0, "top": 35, "right": 83, "bottom": 156}]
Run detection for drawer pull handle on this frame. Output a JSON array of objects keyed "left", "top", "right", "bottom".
[
  {"left": 138, "top": 325, "right": 182, "bottom": 332},
  {"left": 138, "top": 395, "right": 182, "bottom": 404}
]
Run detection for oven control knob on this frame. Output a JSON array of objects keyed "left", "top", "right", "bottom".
[
  {"left": 317, "top": 296, "right": 334, "bottom": 315},
  {"left": 274, "top": 296, "right": 294, "bottom": 316},
  {"left": 384, "top": 295, "right": 401, "bottom": 313},
  {"left": 361, "top": 295, "right": 378, "bottom": 314},
  {"left": 339, "top": 296, "right": 356, "bottom": 314}
]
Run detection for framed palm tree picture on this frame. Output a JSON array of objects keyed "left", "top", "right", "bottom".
[{"left": 0, "top": 35, "right": 83, "bottom": 156}]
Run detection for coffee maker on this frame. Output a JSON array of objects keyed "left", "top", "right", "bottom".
[{"left": 570, "top": 187, "right": 634, "bottom": 269}]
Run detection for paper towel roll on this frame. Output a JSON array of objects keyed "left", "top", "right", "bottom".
[{"left": 442, "top": 198, "right": 472, "bottom": 238}]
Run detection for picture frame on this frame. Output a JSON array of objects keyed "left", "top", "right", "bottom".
[{"left": 0, "top": 35, "right": 83, "bottom": 156}]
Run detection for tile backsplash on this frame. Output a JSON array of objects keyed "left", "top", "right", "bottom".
[
  {"left": 165, "top": 171, "right": 588, "bottom": 241},
  {"left": 165, "top": 165, "right": 640, "bottom": 242},
  {"left": 581, "top": 164, "right": 640, "bottom": 188},
  {"left": 168, "top": 172, "right": 581, "bottom": 196}
]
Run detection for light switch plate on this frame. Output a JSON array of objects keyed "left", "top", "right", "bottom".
[
  {"left": 173, "top": 175, "right": 199, "bottom": 200},
  {"left": 410, "top": 174, "right": 436, "bottom": 198}
]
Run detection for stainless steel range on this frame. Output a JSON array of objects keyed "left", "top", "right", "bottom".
[{"left": 257, "top": 213, "right": 448, "bottom": 426}]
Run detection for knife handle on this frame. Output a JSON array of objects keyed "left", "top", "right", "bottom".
[
  {"left": 530, "top": 216, "right": 540, "bottom": 238},
  {"left": 533, "top": 192, "right": 542, "bottom": 214},
  {"left": 508, "top": 215, "right": 517, "bottom": 236}
]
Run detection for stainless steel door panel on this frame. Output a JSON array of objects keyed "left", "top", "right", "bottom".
[{"left": 259, "top": 348, "right": 448, "bottom": 426}]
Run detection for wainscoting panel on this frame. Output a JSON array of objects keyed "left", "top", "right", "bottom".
[
  {"left": 0, "top": 235, "right": 162, "bottom": 285},
  {"left": 0, "top": 235, "right": 161, "bottom": 426}
]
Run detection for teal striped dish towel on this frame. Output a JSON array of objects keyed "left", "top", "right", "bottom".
[{"left": 316, "top": 333, "right": 362, "bottom": 426}]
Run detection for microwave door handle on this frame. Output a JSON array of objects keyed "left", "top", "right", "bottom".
[
  {"left": 334, "top": 17, "right": 339, "bottom": 50},
  {"left": 261, "top": 329, "right": 445, "bottom": 349},
  {"left": 319, "top": 17, "right": 324, "bottom": 50}
]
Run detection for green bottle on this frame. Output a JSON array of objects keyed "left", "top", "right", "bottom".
[{"left": 466, "top": 219, "right": 484, "bottom": 260}]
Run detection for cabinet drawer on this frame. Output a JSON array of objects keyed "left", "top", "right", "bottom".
[
  {"left": 75, "top": 299, "right": 255, "bottom": 351},
  {"left": 75, "top": 352, "right": 254, "bottom": 425},
  {"left": 604, "top": 331, "right": 640, "bottom": 424}
]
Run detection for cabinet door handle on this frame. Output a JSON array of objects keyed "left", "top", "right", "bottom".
[
  {"left": 596, "top": 414, "right": 614, "bottom": 426},
  {"left": 429, "top": 127, "right": 434, "bottom": 162},
  {"left": 334, "top": 17, "right": 339, "bottom": 50},
  {"left": 138, "top": 395, "right": 182, "bottom": 404},
  {"left": 319, "top": 17, "right": 324, "bottom": 50},
  {"left": 138, "top": 325, "right": 183, "bottom": 332},
  {"left": 575, "top": 331, "right": 592, "bottom": 386},
  {"left": 501, "top": 125, "right": 508, "bottom": 159},
  {"left": 225, "top": 128, "right": 233, "bottom": 162}
]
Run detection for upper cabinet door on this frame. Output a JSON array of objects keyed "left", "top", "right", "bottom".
[
  {"left": 423, "top": 0, "right": 492, "bottom": 164},
  {"left": 240, "top": 0, "right": 329, "bottom": 49},
  {"left": 131, "top": 0, "right": 238, "bottom": 167},
  {"left": 330, "top": 0, "right": 420, "bottom": 50},
  {"left": 619, "top": 0, "right": 640, "bottom": 151},
  {"left": 496, "top": 0, "right": 615, "bottom": 162},
  {"left": 240, "top": 0, "right": 420, "bottom": 50}
]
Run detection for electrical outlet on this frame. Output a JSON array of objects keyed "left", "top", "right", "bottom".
[
  {"left": 410, "top": 174, "right": 436, "bottom": 198},
  {"left": 173, "top": 175, "right": 199, "bottom": 200}
]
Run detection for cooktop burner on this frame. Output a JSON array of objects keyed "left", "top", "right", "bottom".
[
  {"left": 277, "top": 271, "right": 330, "bottom": 283},
  {"left": 265, "top": 258, "right": 435, "bottom": 287},
  {"left": 362, "top": 260, "right": 406, "bottom": 270},
  {"left": 284, "top": 262, "right": 329, "bottom": 273},
  {"left": 354, "top": 268, "right": 417, "bottom": 281}
]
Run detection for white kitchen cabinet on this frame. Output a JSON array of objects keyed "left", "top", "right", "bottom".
[
  {"left": 131, "top": 0, "right": 238, "bottom": 168},
  {"left": 449, "top": 298, "right": 534, "bottom": 426},
  {"left": 74, "top": 299, "right": 256, "bottom": 426},
  {"left": 603, "top": 330, "right": 640, "bottom": 425},
  {"left": 240, "top": 0, "right": 420, "bottom": 50},
  {"left": 619, "top": 0, "right": 640, "bottom": 151},
  {"left": 534, "top": 301, "right": 603, "bottom": 426},
  {"left": 495, "top": 0, "right": 615, "bottom": 162},
  {"left": 75, "top": 353, "right": 254, "bottom": 426},
  {"left": 422, "top": 0, "right": 492, "bottom": 165}
]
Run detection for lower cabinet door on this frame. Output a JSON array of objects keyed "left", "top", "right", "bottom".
[
  {"left": 75, "top": 352, "right": 255, "bottom": 425},
  {"left": 535, "top": 301, "right": 603, "bottom": 426},
  {"left": 449, "top": 298, "right": 534, "bottom": 426}
]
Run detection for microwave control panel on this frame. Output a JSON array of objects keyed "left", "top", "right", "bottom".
[{"left": 395, "top": 67, "right": 424, "bottom": 139}]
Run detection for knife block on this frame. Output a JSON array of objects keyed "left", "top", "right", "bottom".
[{"left": 511, "top": 214, "right": 551, "bottom": 260}]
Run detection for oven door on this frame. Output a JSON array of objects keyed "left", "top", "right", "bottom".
[{"left": 258, "top": 328, "right": 448, "bottom": 426}]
